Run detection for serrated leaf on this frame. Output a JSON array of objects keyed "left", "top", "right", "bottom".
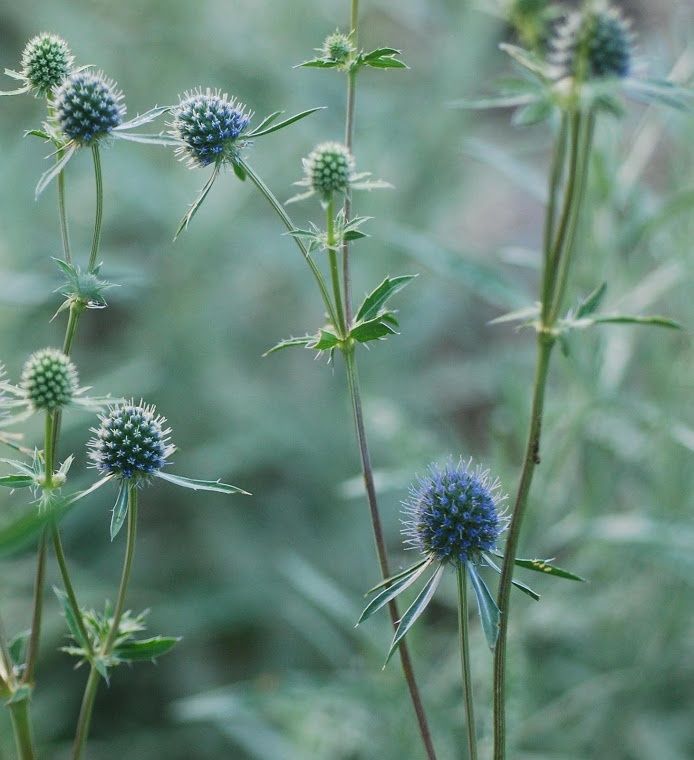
[
  {"left": 511, "top": 556, "right": 586, "bottom": 582},
  {"left": 154, "top": 472, "right": 251, "bottom": 495},
  {"left": 350, "top": 315, "right": 398, "bottom": 343},
  {"left": 467, "top": 561, "right": 500, "bottom": 649},
  {"left": 262, "top": 335, "right": 314, "bottom": 357},
  {"left": 0, "top": 475, "right": 34, "bottom": 488},
  {"left": 384, "top": 564, "right": 445, "bottom": 665},
  {"left": 482, "top": 553, "right": 540, "bottom": 601},
  {"left": 356, "top": 275, "right": 416, "bottom": 322},
  {"left": 246, "top": 107, "right": 324, "bottom": 138},
  {"left": 113, "top": 635, "right": 180, "bottom": 661},
  {"left": 53, "top": 587, "right": 88, "bottom": 648},
  {"left": 343, "top": 229, "right": 367, "bottom": 241},
  {"left": 576, "top": 282, "right": 607, "bottom": 318},
  {"left": 358, "top": 559, "right": 433, "bottom": 624},
  {"left": 110, "top": 481, "right": 129, "bottom": 541},
  {"left": 25, "top": 129, "right": 51, "bottom": 140},
  {"left": 364, "top": 57, "right": 408, "bottom": 70},
  {"left": 311, "top": 329, "right": 341, "bottom": 351},
  {"left": 362, "top": 47, "right": 402, "bottom": 60},
  {"left": 174, "top": 164, "right": 220, "bottom": 240},
  {"left": 295, "top": 58, "right": 339, "bottom": 69}
]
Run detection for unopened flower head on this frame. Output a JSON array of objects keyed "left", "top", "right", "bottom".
[
  {"left": 21, "top": 33, "right": 74, "bottom": 96},
  {"left": 21, "top": 348, "right": 79, "bottom": 411},
  {"left": 305, "top": 142, "right": 355, "bottom": 198},
  {"left": 170, "top": 89, "right": 252, "bottom": 168},
  {"left": 403, "top": 459, "right": 507, "bottom": 565},
  {"left": 322, "top": 31, "right": 355, "bottom": 66},
  {"left": 551, "top": 3, "right": 633, "bottom": 81},
  {"left": 54, "top": 70, "right": 125, "bottom": 145},
  {"left": 88, "top": 401, "right": 174, "bottom": 482}
]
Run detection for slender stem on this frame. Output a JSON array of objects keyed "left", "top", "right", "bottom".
[
  {"left": 44, "top": 412, "right": 55, "bottom": 487},
  {"left": 22, "top": 531, "right": 47, "bottom": 687},
  {"left": 344, "top": 347, "right": 438, "bottom": 760},
  {"left": 62, "top": 303, "right": 83, "bottom": 355},
  {"left": 72, "top": 486, "right": 138, "bottom": 760},
  {"left": 342, "top": 0, "right": 359, "bottom": 324},
  {"left": 57, "top": 158, "right": 72, "bottom": 263},
  {"left": 240, "top": 159, "right": 341, "bottom": 330},
  {"left": 87, "top": 145, "right": 103, "bottom": 273},
  {"left": 492, "top": 333, "right": 554, "bottom": 760},
  {"left": 326, "top": 197, "right": 347, "bottom": 337},
  {"left": 458, "top": 564, "right": 477, "bottom": 760},
  {"left": 51, "top": 523, "right": 93, "bottom": 658},
  {"left": 8, "top": 699, "right": 36, "bottom": 760},
  {"left": 542, "top": 114, "right": 569, "bottom": 265}
]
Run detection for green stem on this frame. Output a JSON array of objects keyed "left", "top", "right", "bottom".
[
  {"left": 492, "top": 333, "right": 555, "bottom": 760},
  {"left": 22, "top": 530, "right": 47, "bottom": 687},
  {"left": 8, "top": 699, "right": 36, "bottom": 760},
  {"left": 87, "top": 145, "right": 103, "bottom": 273},
  {"left": 51, "top": 523, "right": 93, "bottom": 658},
  {"left": 344, "top": 347, "right": 438, "bottom": 760},
  {"left": 71, "top": 485, "right": 138, "bottom": 760},
  {"left": 57, "top": 156, "right": 72, "bottom": 263},
  {"left": 542, "top": 114, "right": 569, "bottom": 268},
  {"left": 240, "top": 159, "right": 341, "bottom": 331},
  {"left": 458, "top": 564, "right": 477, "bottom": 760},
  {"left": 44, "top": 412, "right": 55, "bottom": 487},
  {"left": 326, "top": 197, "right": 347, "bottom": 337}
]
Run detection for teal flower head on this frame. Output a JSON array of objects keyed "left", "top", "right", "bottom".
[{"left": 1, "top": 33, "right": 74, "bottom": 98}]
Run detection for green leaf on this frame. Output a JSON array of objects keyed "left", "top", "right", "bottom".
[
  {"left": 110, "top": 480, "right": 129, "bottom": 541},
  {"left": 350, "top": 315, "right": 398, "bottom": 343},
  {"left": 384, "top": 563, "right": 445, "bottom": 665},
  {"left": 154, "top": 472, "right": 251, "bottom": 495},
  {"left": 357, "top": 559, "right": 433, "bottom": 624},
  {"left": 295, "top": 58, "right": 339, "bottom": 69},
  {"left": 24, "top": 129, "right": 51, "bottom": 140},
  {"left": 467, "top": 561, "right": 500, "bottom": 649},
  {"left": 246, "top": 107, "right": 325, "bottom": 138},
  {"left": 624, "top": 78, "right": 693, "bottom": 111},
  {"left": 35, "top": 143, "right": 77, "bottom": 197},
  {"left": 0, "top": 475, "right": 34, "bottom": 488},
  {"left": 489, "top": 304, "right": 540, "bottom": 325},
  {"left": 113, "top": 636, "right": 180, "bottom": 662},
  {"left": 262, "top": 335, "right": 314, "bottom": 357},
  {"left": 511, "top": 98, "right": 553, "bottom": 127},
  {"left": 364, "top": 57, "right": 408, "bottom": 70},
  {"left": 365, "top": 557, "right": 430, "bottom": 594},
  {"left": 511, "top": 556, "right": 586, "bottom": 582},
  {"left": 231, "top": 160, "right": 247, "bottom": 181},
  {"left": 356, "top": 275, "right": 416, "bottom": 322},
  {"left": 94, "top": 657, "right": 110, "bottom": 682},
  {"left": 174, "top": 163, "right": 220, "bottom": 240},
  {"left": 311, "top": 329, "right": 341, "bottom": 351},
  {"left": 5, "top": 684, "right": 32, "bottom": 705},
  {"left": 482, "top": 553, "right": 540, "bottom": 601},
  {"left": 575, "top": 282, "right": 607, "bottom": 318},
  {"left": 450, "top": 93, "right": 540, "bottom": 110},
  {"left": 53, "top": 587, "right": 88, "bottom": 648},
  {"left": 343, "top": 229, "right": 367, "bottom": 241},
  {"left": 362, "top": 47, "right": 401, "bottom": 60},
  {"left": 8, "top": 630, "right": 29, "bottom": 666},
  {"left": 589, "top": 315, "right": 682, "bottom": 330}
]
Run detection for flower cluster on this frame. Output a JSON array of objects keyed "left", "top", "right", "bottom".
[
  {"left": 403, "top": 459, "right": 507, "bottom": 565},
  {"left": 88, "top": 402, "right": 174, "bottom": 482},
  {"left": 170, "top": 89, "right": 251, "bottom": 168},
  {"left": 551, "top": 4, "right": 633, "bottom": 81},
  {"left": 21, "top": 33, "right": 74, "bottom": 95},
  {"left": 20, "top": 348, "right": 79, "bottom": 411},
  {"left": 54, "top": 70, "right": 125, "bottom": 145}
]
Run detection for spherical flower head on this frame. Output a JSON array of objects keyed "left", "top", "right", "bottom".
[
  {"left": 171, "top": 89, "right": 251, "bottom": 168},
  {"left": 20, "top": 348, "right": 78, "bottom": 411},
  {"left": 305, "top": 142, "right": 355, "bottom": 199},
  {"left": 54, "top": 70, "right": 125, "bottom": 145},
  {"left": 20, "top": 33, "right": 74, "bottom": 96},
  {"left": 552, "top": 4, "right": 633, "bottom": 81},
  {"left": 322, "top": 31, "right": 355, "bottom": 66},
  {"left": 88, "top": 402, "right": 174, "bottom": 482},
  {"left": 403, "top": 459, "right": 507, "bottom": 565}
]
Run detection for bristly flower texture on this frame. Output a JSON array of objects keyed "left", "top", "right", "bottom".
[
  {"left": 21, "top": 348, "right": 79, "bottom": 411},
  {"left": 404, "top": 459, "right": 507, "bottom": 565},
  {"left": 551, "top": 3, "right": 633, "bottom": 81},
  {"left": 170, "top": 88, "right": 251, "bottom": 168},
  {"left": 321, "top": 31, "right": 355, "bottom": 68},
  {"left": 88, "top": 401, "right": 174, "bottom": 483},
  {"left": 54, "top": 70, "right": 125, "bottom": 145},
  {"left": 1, "top": 32, "right": 74, "bottom": 98}
]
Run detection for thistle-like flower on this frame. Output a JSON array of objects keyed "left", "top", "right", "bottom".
[
  {"left": 88, "top": 401, "right": 174, "bottom": 483},
  {"left": 20, "top": 347, "right": 79, "bottom": 411},
  {"left": 169, "top": 88, "right": 252, "bottom": 169},
  {"left": 321, "top": 31, "right": 356, "bottom": 69},
  {"left": 551, "top": 3, "right": 633, "bottom": 81},
  {"left": 288, "top": 141, "right": 390, "bottom": 205},
  {"left": 54, "top": 70, "right": 125, "bottom": 145},
  {"left": 1, "top": 33, "right": 74, "bottom": 98}
]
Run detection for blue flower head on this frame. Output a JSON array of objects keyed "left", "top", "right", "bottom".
[
  {"left": 551, "top": 3, "right": 633, "bottom": 81},
  {"left": 54, "top": 70, "right": 125, "bottom": 145},
  {"left": 21, "top": 33, "right": 74, "bottom": 96},
  {"left": 88, "top": 401, "right": 174, "bottom": 483},
  {"left": 403, "top": 459, "right": 507, "bottom": 565},
  {"left": 170, "top": 88, "right": 252, "bottom": 168}
]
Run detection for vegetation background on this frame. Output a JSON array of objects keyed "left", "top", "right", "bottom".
[{"left": 0, "top": 0, "right": 692, "bottom": 757}]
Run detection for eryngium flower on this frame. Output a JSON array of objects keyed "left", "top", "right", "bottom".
[
  {"left": 88, "top": 402, "right": 174, "bottom": 482},
  {"left": 21, "top": 348, "right": 79, "bottom": 411},
  {"left": 551, "top": 4, "right": 633, "bottom": 80},
  {"left": 305, "top": 142, "right": 355, "bottom": 198},
  {"left": 170, "top": 89, "right": 251, "bottom": 168},
  {"left": 21, "top": 33, "right": 74, "bottom": 95},
  {"left": 322, "top": 31, "right": 355, "bottom": 65},
  {"left": 54, "top": 70, "right": 125, "bottom": 145},
  {"left": 403, "top": 459, "right": 507, "bottom": 565}
]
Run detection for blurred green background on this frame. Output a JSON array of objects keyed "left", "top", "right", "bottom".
[{"left": 1, "top": 0, "right": 692, "bottom": 758}]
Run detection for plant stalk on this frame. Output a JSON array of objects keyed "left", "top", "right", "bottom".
[
  {"left": 87, "top": 145, "right": 103, "bottom": 272},
  {"left": 8, "top": 699, "right": 36, "bottom": 760},
  {"left": 72, "top": 485, "right": 138, "bottom": 760},
  {"left": 458, "top": 564, "right": 477, "bottom": 760},
  {"left": 326, "top": 197, "right": 347, "bottom": 337}
]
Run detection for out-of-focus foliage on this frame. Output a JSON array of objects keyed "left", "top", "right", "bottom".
[{"left": 0, "top": 0, "right": 692, "bottom": 758}]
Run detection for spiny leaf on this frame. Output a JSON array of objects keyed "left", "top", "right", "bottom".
[
  {"left": 53, "top": 587, "right": 88, "bottom": 648},
  {"left": 113, "top": 636, "right": 181, "bottom": 662},
  {"left": 0, "top": 475, "right": 34, "bottom": 488},
  {"left": 576, "top": 282, "right": 607, "bottom": 318},
  {"left": 482, "top": 553, "right": 540, "bottom": 601},
  {"left": 246, "top": 107, "right": 325, "bottom": 138},
  {"left": 154, "top": 472, "right": 251, "bottom": 495},
  {"left": 263, "top": 336, "right": 314, "bottom": 357},
  {"left": 350, "top": 315, "right": 398, "bottom": 343},
  {"left": 355, "top": 275, "right": 416, "bottom": 322},
  {"left": 511, "top": 556, "right": 586, "bottom": 582},
  {"left": 174, "top": 163, "right": 220, "bottom": 240},
  {"left": 467, "top": 561, "right": 500, "bottom": 649},
  {"left": 365, "top": 558, "right": 430, "bottom": 595},
  {"left": 357, "top": 559, "right": 433, "bottom": 624}
]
